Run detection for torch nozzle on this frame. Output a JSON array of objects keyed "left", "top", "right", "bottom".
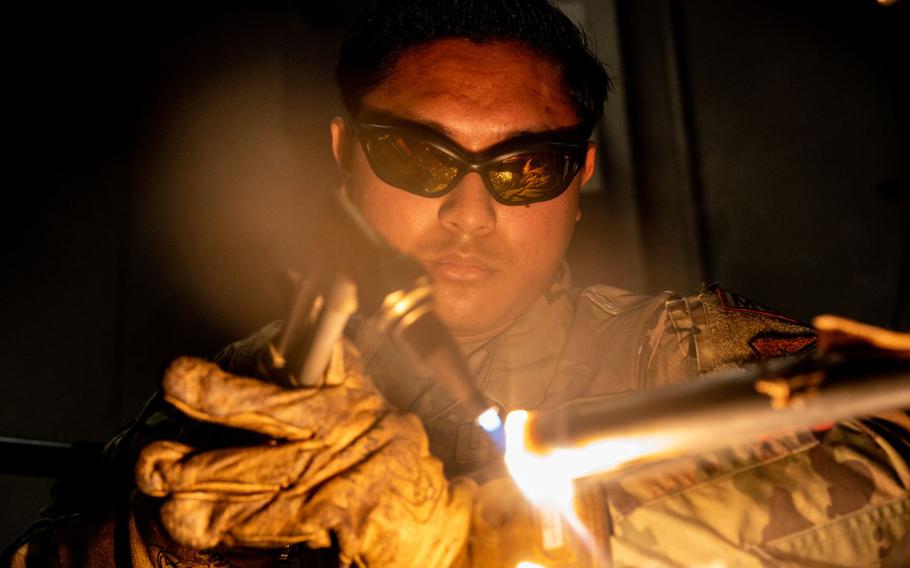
[
  {"left": 265, "top": 190, "right": 500, "bottom": 452},
  {"left": 391, "top": 306, "right": 503, "bottom": 449}
]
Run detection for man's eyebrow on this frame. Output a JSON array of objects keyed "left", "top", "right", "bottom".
[
  {"left": 356, "top": 108, "right": 562, "bottom": 141},
  {"left": 358, "top": 110, "right": 457, "bottom": 137}
]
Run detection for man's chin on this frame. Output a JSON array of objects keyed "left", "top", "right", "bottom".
[{"left": 433, "top": 299, "right": 515, "bottom": 342}]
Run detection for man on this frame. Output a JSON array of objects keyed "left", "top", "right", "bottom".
[{"left": 6, "top": 0, "right": 910, "bottom": 566}]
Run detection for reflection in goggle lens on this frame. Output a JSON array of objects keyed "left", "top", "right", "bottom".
[
  {"left": 489, "top": 152, "right": 562, "bottom": 203},
  {"left": 370, "top": 134, "right": 459, "bottom": 195}
]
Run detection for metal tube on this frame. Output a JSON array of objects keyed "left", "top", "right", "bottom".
[
  {"left": 394, "top": 308, "right": 493, "bottom": 424},
  {"left": 297, "top": 274, "right": 358, "bottom": 386},
  {"left": 527, "top": 354, "right": 910, "bottom": 465}
]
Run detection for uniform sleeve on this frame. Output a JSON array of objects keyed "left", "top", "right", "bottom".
[
  {"left": 605, "top": 285, "right": 910, "bottom": 567},
  {"left": 641, "top": 284, "right": 818, "bottom": 390}
]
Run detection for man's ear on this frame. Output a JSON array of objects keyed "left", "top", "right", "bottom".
[
  {"left": 330, "top": 117, "right": 352, "bottom": 176},
  {"left": 576, "top": 143, "right": 597, "bottom": 222},
  {"left": 580, "top": 142, "right": 597, "bottom": 188}
]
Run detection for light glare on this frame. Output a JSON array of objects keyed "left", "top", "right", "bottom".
[
  {"left": 504, "top": 409, "right": 673, "bottom": 508},
  {"left": 477, "top": 406, "right": 502, "bottom": 432},
  {"left": 391, "top": 298, "right": 410, "bottom": 316}
]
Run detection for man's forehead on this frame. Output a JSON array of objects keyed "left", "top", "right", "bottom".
[
  {"left": 360, "top": 38, "right": 578, "bottom": 150},
  {"left": 356, "top": 107, "right": 574, "bottom": 145}
]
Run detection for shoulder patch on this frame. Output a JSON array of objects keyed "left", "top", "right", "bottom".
[
  {"left": 667, "top": 284, "right": 817, "bottom": 374},
  {"left": 749, "top": 332, "right": 817, "bottom": 361}
]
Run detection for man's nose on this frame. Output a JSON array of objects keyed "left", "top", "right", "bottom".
[{"left": 437, "top": 172, "right": 497, "bottom": 236}]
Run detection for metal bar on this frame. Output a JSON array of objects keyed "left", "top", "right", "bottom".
[{"left": 528, "top": 354, "right": 910, "bottom": 468}]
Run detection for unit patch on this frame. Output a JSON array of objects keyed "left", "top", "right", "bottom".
[{"left": 749, "top": 332, "right": 817, "bottom": 361}]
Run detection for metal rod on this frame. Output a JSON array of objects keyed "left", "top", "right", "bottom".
[{"left": 527, "top": 354, "right": 910, "bottom": 466}]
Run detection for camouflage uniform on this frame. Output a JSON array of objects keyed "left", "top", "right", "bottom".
[
  {"left": 6, "top": 266, "right": 909, "bottom": 567},
  {"left": 358, "top": 265, "right": 910, "bottom": 566}
]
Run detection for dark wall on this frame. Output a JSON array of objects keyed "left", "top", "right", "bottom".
[
  {"left": 2, "top": 0, "right": 908, "bottom": 549},
  {"left": 1, "top": 1, "right": 354, "bottom": 546},
  {"left": 684, "top": 0, "right": 908, "bottom": 327},
  {"left": 609, "top": 0, "right": 909, "bottom": 327}
]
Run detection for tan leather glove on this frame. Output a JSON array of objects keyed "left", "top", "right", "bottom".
[{"left": 135, "top": 341, "right": 475, "bottom": 567}]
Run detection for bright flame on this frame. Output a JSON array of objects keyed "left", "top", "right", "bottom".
[
  {"left": 504, "top": 409, "right": 573, "bottom": 509},
  {"left": 477, "top": 406, "right": 502, "bottom": 432},
  {"left": 504, "top": 409, "right": 672, "bottom": 508},
  {"left": 515, "top": 563, "right": 545, "bottom": 568}
]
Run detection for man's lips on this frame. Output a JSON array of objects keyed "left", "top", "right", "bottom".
[{"left": 424, "top": 254, "right": 497, "bottom": 283}]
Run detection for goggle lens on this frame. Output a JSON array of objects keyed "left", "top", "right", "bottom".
[
  {"left": 355, "top": 120, "right": 588, "bottom": 205},
  {"left": 487, "top": 150, "right": 575, "bottom": 204},
  {"left": 366, "top": 132, "right": 460, "bottom": 195}
]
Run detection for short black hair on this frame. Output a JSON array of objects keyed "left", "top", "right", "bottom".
[{"left": 335, "top": 0, "right": 611, "bottom": 134}]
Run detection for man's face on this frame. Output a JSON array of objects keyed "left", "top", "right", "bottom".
[{"left": 332, "top": 39, "right": 595, "bottom": 339}]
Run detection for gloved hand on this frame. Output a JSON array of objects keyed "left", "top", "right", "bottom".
[
  {"left": 135, "top": 340, "right": 475, "bottom": 568},
  {"left": 814, "top": 314, "right": 910, "bottom": 355}
]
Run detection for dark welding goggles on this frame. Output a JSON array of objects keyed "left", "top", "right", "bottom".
[{"left": 349, "top": 118, "right": 591, "bottom": 206}]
